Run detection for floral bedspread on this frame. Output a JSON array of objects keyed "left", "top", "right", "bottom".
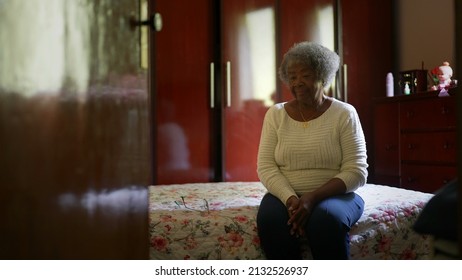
[{"left": 149, "top": 182, "right": 434, "bottom": 260}]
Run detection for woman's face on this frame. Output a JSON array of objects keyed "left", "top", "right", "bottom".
[{"left": 286, "top": 59, "right": 323, "bottom": 101}]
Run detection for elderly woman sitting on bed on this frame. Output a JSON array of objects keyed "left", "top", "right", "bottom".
[{"left": 256, "top": 41, "right": 368, "bottom": 260}]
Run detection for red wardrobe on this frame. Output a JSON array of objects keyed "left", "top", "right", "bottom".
[{"left": 153, "top": 0, "right": 392, "bottom": 184}]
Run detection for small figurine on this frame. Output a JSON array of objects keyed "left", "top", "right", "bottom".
[{"left": 430, "top": 61, "right": 453, "bottom": 91}]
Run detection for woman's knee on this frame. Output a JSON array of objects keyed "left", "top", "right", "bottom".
[
  {"left": 311, "top": 193, "right": 364, "bottom": 228},
  {"left": 307, "top": 207, "right": 347, "bottom": 237}
]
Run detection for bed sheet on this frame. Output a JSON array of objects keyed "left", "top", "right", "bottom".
[{"left": 149, "top": 182, "right": 433, "bottom": 260}]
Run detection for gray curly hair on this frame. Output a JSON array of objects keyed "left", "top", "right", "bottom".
[{"left": 279, "top": 41, "right": 340, "bottom": 88}]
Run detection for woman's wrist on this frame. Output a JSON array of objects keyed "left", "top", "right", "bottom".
[{"left": 285, "top": 195, "right": 299, "bottom": 208}]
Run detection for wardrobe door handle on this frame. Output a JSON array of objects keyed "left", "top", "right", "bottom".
[
  {"left": 210, "top": 62, "right": 215, "bottom": 108},
  {"left": 226, "top": 61, "right": 231, "bottom": 107},
  {"left": 343, "top": 64, "right": 348, "bottom": 102}
]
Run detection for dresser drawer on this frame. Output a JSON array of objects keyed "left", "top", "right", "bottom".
[
  {"left": 401, "top": 164, "right": 457, "bottom": 193},
  {"left": 400, "top": 131, "right": 457, "bottom": 163},
  {"left": 400, "top": 97, "right": 456, "bottom": 130},
  {"left": 374, "top": 102, "right": 399, "bottom": 175},
  {"left": 373, "top": 174, "right": 400, "bottom": 188}
]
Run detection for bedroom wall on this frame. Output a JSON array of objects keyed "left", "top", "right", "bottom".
[{"left": 397, "top": 0, "right": 455, "bottom": 72}]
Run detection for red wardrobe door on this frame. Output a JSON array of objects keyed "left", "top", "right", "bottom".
[
  {"left": 221, "top": 0, "right": 277, "bottom": 181},
  {"left": 155, "top": 0, "right": 215, "bottom": 184},
  {"left": 341, "top": 0, "right": 393, "bottom": 176}
]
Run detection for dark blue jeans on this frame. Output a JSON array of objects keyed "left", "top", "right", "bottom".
[{"left": 256, "top": 192, "right": 364, "bottom": 260}]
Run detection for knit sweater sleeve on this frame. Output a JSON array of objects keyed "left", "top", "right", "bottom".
[
  {"left": 333, "top": 105, "right": 368, "bottom": 192},
  {"left": 257, "top": 105, "right": 297, "bottom": 204}
]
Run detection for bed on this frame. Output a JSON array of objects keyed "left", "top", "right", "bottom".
[{"left": 149, "top": 182, "right": 434, "bottom": 260}]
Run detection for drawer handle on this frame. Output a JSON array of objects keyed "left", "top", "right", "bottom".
[
  {"left": 441, "top": 106, "right": 449, "bottom": 115},
  {"left": 406, "top": 111, "right": 414, "bottom": 118},
  {"left": 407, "top": 177, "right": 415, "bottom": 183},
  {"left": 407, "top": 143, "right": 414, "bottom": 150},
  {"left": 385, "top": 144, "right": 393, "bottom": 151},
  {"left": 442, "top": 141, "right": 452, "bottom": 149}
]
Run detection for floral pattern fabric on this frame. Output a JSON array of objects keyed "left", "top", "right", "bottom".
[{"left": 149, "top": 182, "right": 434, "bottom": 260}]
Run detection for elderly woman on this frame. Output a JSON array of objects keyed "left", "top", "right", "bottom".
[{"left": 256, "top": 41, "right": 368, "bottom": 259}]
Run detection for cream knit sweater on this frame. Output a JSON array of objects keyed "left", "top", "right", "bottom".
[{"left": 257, "top": 98, "right": 368, "bottom": 204}]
